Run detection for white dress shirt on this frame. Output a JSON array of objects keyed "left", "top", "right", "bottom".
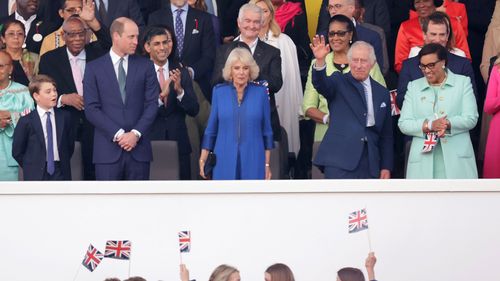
[
  {"left": 361, "top": 77, "right": 375, "bottom": 127},
  {"left": 36, "top": 106, "right": 60, "bottom": 161},
  {"left": 237, "top": 36, "right": 259, "bottom": 54}
]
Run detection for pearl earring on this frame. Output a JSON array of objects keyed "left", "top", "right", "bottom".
[{"left": 442, "top": 65, "right": 445, "bottom": 69}]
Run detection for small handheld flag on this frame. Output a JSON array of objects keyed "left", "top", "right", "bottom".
[
  {"left": 82, "top": 244, "right": 104, "bottom": 272},
  {"left": 178, "top": 231, "right": 191, "bottom": 253},
  {"left": 422, "top": 132, "right": 439, "bottom": 153},
  {"left": 104, "top": 240, "right": 131, "bottom": 260},
  {"left": 349, "top": 208, "right": 369, "bottom": 234},
  {"left": 389, "top": 89, "right": 400, "bottom": 116}
]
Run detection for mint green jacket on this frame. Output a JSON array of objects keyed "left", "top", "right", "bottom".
[{"left": 398, "top": 70, "right": 478, "bottom": 179}]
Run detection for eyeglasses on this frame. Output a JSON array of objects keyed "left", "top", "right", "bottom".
[
  {"left": 64, "top": 29, "right": 88, "bottom": 39},
  {"left": 0, "top": 63, "right": 12, "bottom": 69},
  {"left": 5, "top": 31, "right": 24, "bottom": 38},
  {"left": 64, "top": 7, "right": 82, "bottom": 14},
  {"left": 418, "top": 60, "right": 442, "bottom": 71},
  {"left": 328, "top": 30, "right": 350, "bottom": 38},
  {"left": 327, "top": 3, "right": 343, "bottom": 11}
]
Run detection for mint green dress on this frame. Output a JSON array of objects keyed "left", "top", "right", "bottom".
[{"left": 0, "top": 81, "right": 35, "bottom": 181}]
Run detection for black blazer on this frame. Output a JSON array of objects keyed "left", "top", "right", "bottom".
[
  {"left": 12, "top": 109, "right": 75, "bottom": 180},
  {"left": 211, "top": 40, "right": 283, "bottom": 140},
  {"left": 0, "top": 0, "right": 10, "bottom": 18},
  {"left": 38, "top": 27, "right": 111, "bottom": 127},
  {"left": 150, "top": 64, "right": 200, "bottom": 154},
  {"left": 0, "top": 14, "right": 58, "bottom": 54},
  {"left": 148, "top": 6, "right": 216, "bottom": 100},
  {"left": 95, "top": 0, "right": 145, "bottom": 28}
]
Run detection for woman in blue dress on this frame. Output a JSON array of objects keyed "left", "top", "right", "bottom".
[
  {"left": 199, "top": 47, "right": 274, "bottom": 180},
  {"left": 0, "top": 51, "right": 35, "bottom": 180}
]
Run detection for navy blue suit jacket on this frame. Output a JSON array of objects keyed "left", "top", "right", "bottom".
[
  {"left": 95, "top": 0, "right": 145, "bottom": 28},
  {"left": 397, "top": 52, "right": 477, "bottom": 109},
  {"left": 83, "top": 54, "right": 159, "bottom": 164},
  {"left": 12, "top": 109, "right": 75, "bottom": 180},
  {"left": 312, "top": 69, "right": 394, "bottom": 177}
]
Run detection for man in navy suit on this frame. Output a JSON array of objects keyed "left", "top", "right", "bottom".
[
  {"left": 83, "top": 17, "right": 159, "bottom": 180},
  {"left": 311, "top": 38, "right": 393, "bottom": 179},
  {"left": 143, "top": 26, "right": 199, "bottom": 180},
  {"left": 39, "top": 14, "right": 111, "bottom": 180},
  {"left": 317, "top": 0, "right": 386, "bottom": 75},
  {"left": 147, "top": 0, "right": 215, "bottom": 102}
]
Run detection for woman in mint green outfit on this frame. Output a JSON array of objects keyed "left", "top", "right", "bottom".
[
  {"left": 0, "top": 51, "right": 34, "bottom": 180},
  {"left": 302, "top": 15, "right": 386, "bottom": 142},
  {"left": 398, "top": 44, "right": 478, "bottom": 179}
]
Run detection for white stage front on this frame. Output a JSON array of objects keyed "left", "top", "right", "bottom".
[{"left": 1, "top": 180, "right": 499, "bottom": 281}]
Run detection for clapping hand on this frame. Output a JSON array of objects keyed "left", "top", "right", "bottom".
[
  {"left": 310, "top": 35, "right": 330, "bottom": 67},
  {"left": 169, "top": 68, "right": 183, "bottom": 95}
]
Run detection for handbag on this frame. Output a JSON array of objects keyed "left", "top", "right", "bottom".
[{"left": 203, "top": 152, "right": 217, "bottom": 179}]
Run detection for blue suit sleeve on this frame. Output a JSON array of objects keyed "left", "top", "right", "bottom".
[{"left": 312, "top": 67, "right": 337, "bottom": 101}]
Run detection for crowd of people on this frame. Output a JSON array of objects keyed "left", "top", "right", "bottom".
[
  {"left": 100, "top": 252, "right": 378, "bottom": 281},
  {"left": 0, "top": 0, "right": 498, "bottom": 180}
]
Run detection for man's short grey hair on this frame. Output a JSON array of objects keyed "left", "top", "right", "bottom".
[
  {"left": 347, "top": 41, "right": 376, "bottom": 65},
  {"left": 222, "top": 47, "right": 260, "bottom": 82},
  {"left": 237, "top": 3, "right": 264, "bottom": 24},
  {"left": 62, "top": 15, "right": 85, "bottom": 32}
]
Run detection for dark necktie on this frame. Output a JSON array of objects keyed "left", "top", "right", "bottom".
[
  {"left": 175, "top": 9, "right": 184, "bottom": 57},
  {"left": 46, "top": 112, "right": 55, "bottom": 175},
  {"left": 98, "top": 0, "right": 107, "bottom": 24},
  {"left": 118, "top": 57, "right": 126, "bottom": 103}
]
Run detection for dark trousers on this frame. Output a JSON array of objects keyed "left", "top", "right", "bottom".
[
  {"left": 95, "top": 152, "right": 150, "bottom": 180},
  {"left": 42, "top": 162, "right": 65, "bottom": 181},
  {"left": 179, "top": 152, "right": 191, "bottom": 180},
  {"left": 76, "top": 114, "right": 95, "bottom": 180},
  {"left": 324, "top": 143, "right": 377, "bottom": 179}
]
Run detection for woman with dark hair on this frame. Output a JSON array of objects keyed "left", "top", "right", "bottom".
[
  {"left": 394, "top": 0, "right": 470, "bottom": 73},
  {"left": 399, "top": 43, "right": 478, "bottom": 178},
  {"left": 302, "top": 14, "right": 385, "bottom": 142},
  {"left": 265, "top": 263, "right": 295, "bottom": 281},
  {"left": 0, "top": 19, "right": 39, "bottom": 86},
  {"left": 337, "top": 252, "right": 377, "bottom": 281}
]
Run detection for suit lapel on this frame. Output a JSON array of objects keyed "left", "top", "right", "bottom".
[
  {"left": 103, "top": 54, "right": 124, "bottom": 105},
  {"left": 31, "top": 111, "right": 46, "bottom": 152},
  {"left": 60, "top": 48, "right": 78, "bottom": 92},
  {"left": 54, "top": 109, "right": 65, "bottom": 149},
  {"left": 125, "top": 55, "right": 138, "bottom": 106}
]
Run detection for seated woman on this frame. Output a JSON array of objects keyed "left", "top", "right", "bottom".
[
  {"left": 0, "top": 19, "right": 39, "bottom": 86},
  {"left": 302, "top": 15, "right": 386, "bottom": 142},
  {"left": 0, "top": 50, "right": 35, "bottom": 181},
  {"left": 398, "top": 43, "right": 478, "bottom": 179},
  {"left": 200, "top": 47, "right": 274, "bottom": 180}
]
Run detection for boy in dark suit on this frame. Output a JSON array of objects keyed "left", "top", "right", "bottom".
[{"left": 13, "top": 75, "right": 75, "bottom": 180}]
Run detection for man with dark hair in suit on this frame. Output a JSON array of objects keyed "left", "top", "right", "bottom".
[
  {"left": 143, "top": 25, "right": 199, "bottom": 180},
  {"left": 148, "top": 0, "right": 215, "bottom": 102},
  {"left": 310, "top": 38, "right": 393, "bottom": 179},
  {"left": 84, "top": 17, "right": 158, "bottom": 180},
  {"left": 0, "top": 0, "right": 58, "bottom": 54},
  {"left": 38, "top": 12, "right": 111, "bottom": 180}
]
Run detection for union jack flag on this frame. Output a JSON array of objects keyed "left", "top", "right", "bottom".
[
  {"left": 82, "top": 244, "right": 104, "bottom": 272},
  {"left": 389, "top": 89, "right": 400, "bottom": 116},
  {"left": 348, "top": 208, "right": 368, "bottom": 233},
  {"left": 104, "top": 240, "right": 131, "bottom": 260},
  {"left": 422, "top": 132, "right": 439, "bottom": 153},
  {"left": 178, "top": 231, "right": 191, "bottom": 253}
]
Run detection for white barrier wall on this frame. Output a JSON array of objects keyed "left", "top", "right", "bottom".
[{"left": 1, "top": 180, "right": 499, "bottom": 281}]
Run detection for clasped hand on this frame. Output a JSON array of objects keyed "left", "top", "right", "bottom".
[
  {"left": 431, "top": 116, "right": 448, "bottom": 138},
  {"left": 117, "top": 132, "right": 138, "bottom": 152}
]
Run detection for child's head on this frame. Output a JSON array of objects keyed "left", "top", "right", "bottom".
[{"left": 29, "top": 75, "right": 58, "bottom": 110}]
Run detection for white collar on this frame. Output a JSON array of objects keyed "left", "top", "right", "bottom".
[
  {"left": 171, "top": 3, "right": 189, "bottom": 13},
  {"left": 36, "top": 105, "right": 54, "bottom": 118},
  {"left": 15, "top": 12, "right": 37, "bottom": 25},
  {"left": 109, "top": 49, "right": 128, "bottom": 65},
  {"left": 154, "top": 61, "right": 169, "bottom": 72},
  {"left": 66, "top": 48, "right": 86, "bottom": 61}
]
